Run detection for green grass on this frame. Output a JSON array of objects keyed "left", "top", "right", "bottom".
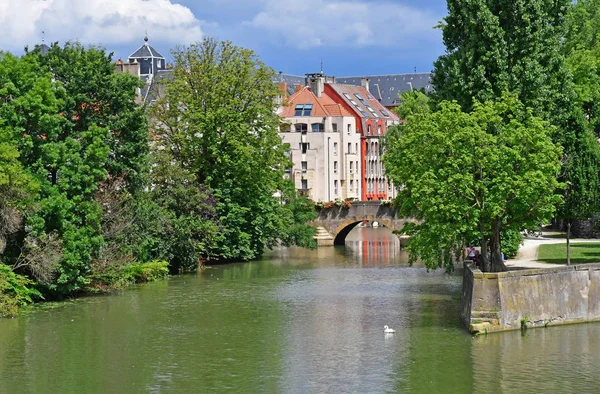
[{"left": 538, "top": 243, "right": 600, "bottom": 264}]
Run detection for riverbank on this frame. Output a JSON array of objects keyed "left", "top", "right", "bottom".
[{"left": 0, "top": 261, "right": 169, "bottom": 318}]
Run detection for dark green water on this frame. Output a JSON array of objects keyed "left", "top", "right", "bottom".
[{"left": 1, "top": 227, "right": 599, "bottom": 393}]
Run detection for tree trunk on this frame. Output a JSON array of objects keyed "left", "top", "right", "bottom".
[
  {"left": 567, "top": 220, "right": 571, "bottom": 266},
  {"left": 480, "top": 235, "right": 490, "bottom": 272},
  {"left": 490, "top": 218, "right": 507, "bottom": 272}
]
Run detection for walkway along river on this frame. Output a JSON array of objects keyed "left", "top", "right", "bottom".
[{"left": 0, "top": 227, "right": 599, "bottom": 393}]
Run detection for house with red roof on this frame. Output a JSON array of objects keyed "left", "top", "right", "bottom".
[
  {"left": 278, "top": 78, "right": 362, "bottom": 202},
  {"left": 317, "top": 75, "right": 400, "bottom": 200}
]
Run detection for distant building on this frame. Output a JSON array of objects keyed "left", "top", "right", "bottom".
[
  {"left": 115, "top": 36, "right": 171, "bottom": 104},
  {"left": 336, "top": 73, "right": 433, "bottom": 110},
  {"left": 278, "top": 79, "right": 362, "bottom": 201}
]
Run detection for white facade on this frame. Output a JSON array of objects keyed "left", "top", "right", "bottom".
[{"left": 280, "top": 115, "right": 361, "bottom": 202}]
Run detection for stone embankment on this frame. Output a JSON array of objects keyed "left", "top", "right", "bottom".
[{"left": 462, "top": 232, "right": 600, "bottom": 334}]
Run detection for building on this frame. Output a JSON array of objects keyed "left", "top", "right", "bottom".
[
  {"left": 336, "top": 73, "right": 433, "bottom": 111},
  {"left": 115, "top": 36, "right": 171, "bottom": 104},
  {"left": 278, "top": 78, "right": 362, "bottom": 202},
  {"left": 320, "top": 76, "right": 400, "bottom": 201}
]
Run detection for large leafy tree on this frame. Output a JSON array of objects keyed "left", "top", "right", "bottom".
[
  {"left": 152, "top": 38, "right": 314, "bottom": 261},
  {"left": 0, "top": 43, "right": 150, "bottom": 295},
  {"left": 384, "top": 93, "right": 562, "bottom": 272},
  {"left": 431, "top": 0, "right": 600, "bottom": 266}
]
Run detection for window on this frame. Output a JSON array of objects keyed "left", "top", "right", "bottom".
[
  {"left": 350, "top": 180, "right": 354, "bottom": 192},
  {"left": 301, "top": 161, "right": 307, "bottom": 173},
  {"left": 367, "top": 125, "right": 371, "bottom": 135},
  {"left": 334, "top": 161, "right": 338, "bottom": 174},
  {"left": 348, "top": 143, "right": 351, "bottom": 154},
  {"left": 367, "top": 106, "right": 379, "bottom": 118},
  {"left": 300, "top": 142, "right": 310, "bottom": 153},
  {"left": 334, "top": 180, "right": 338, "bottom": 195},
  {"left": 380, "top": 109, "right": 390, "bottom": 117},
  {"left": 378, "top": 125, "right": 382, "bottom": 135},
  {"left": 333, "top": 142, "right": 338, "bottom": 155},
  {"left": 349, "top": 161, "right": 353, "bottom": 174},
  {"left": 312, "top": 123, "right": 324, "bottom": 132},
  {"left": 347, "top": 124, "right": 351, "bottom": 135},
  {"left": 355, "top": 143, "right": 358, "bottom": 154},
  {"left": 294, "top": 104, "right": 313, "bottom": 116},
  {"left": 356, "top": 161, "right": 359, "bottom": 173},
  {"left": 295, "top": 123, "right": 307, "bottom": 133},
  {"left": 355, "top": 94, "right": 368, "bottom": 106},
  {"left": 367, "top": 94, "right": 374, "bottom": 100},
  {"left": 332, "top": 123, "right": 338, "bottom": 132},
  {"left": 301, "top": 179, "right": 308, "bottom": 189}
]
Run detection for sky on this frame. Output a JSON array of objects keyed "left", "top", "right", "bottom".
[{"left": 0, "top": 0, "right": 449, "bottom": 77}]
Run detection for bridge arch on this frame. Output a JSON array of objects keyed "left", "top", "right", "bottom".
[{"left": 312, "top": 201, "right": 415, "bottom": 246}]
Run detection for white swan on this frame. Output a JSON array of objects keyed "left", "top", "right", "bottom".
[{"left": 384, "top": 325, "right": 396, "bottom": 333}]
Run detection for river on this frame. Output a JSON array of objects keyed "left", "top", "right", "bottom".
[{"left": 1, "top": 227, "right": 599, "bottom": 393}]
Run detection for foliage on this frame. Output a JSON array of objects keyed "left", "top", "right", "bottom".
[
  {"left": 558, "top": 0, "right": 600, "bottom": 237},
  {"left": 127, "top": 149, "right": 219, "bottom": 272},
  {"left": 0, "top": 43, "right": 150, "bottom": 296},
  {"left": 277, "top": 181, "right": 317, "bottom": 249},
  {"left": 86, "top": 260, "right": 169, "bottom": 293},
  {"left": 384, "top": 94, "right": 562, "bottom": 272},
  {"left": 430, "top": 0, "right": 600, "bottom": 268},
  {"left": 0, "top": 264, "right": 43, "bottom": 317},
  {"left": 500, "top": 228, "right": 523, "bottom": 259},
  {"left": 151, "top": 38, "right": 314, "bottom": 261},
  {"left": 563, "top": 0, "right": 600, "bottom": 137}
]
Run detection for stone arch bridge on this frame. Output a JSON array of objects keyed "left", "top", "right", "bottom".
[{"left": 312, "top": 201, "right": 416, "bottom": 246}]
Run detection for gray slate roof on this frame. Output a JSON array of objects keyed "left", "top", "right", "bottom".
[
  {"left": 336, "top": 73, "right": 433, "bottom": 107},
  {"left": 274, "top": 74, "right": 306, "bottom": 96},
  {"left": 129, "top": 42, "right": 164, "bottom": 59}
]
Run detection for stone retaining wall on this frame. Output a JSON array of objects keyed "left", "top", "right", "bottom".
[{"left": 461, "top": 262, "right": 600, "bottom": 334}]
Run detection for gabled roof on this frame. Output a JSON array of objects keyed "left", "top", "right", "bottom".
[
  {"left": 327, "top": 84, "right": 399, "bottom": 121},
  {"left": 281, "top": 87, "right": 353, "bottom": 118},
  {"left": 128, "top": 38, "right": 164, "bottom": 59},
  {"left": 335, "top": 73, "right": 433, "bottom": 107}
]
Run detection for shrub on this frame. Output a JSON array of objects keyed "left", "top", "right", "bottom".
[
  {"left": 85, "top": 260, "right": 169, "bottom": 293},
  {"left": 125, "top": 261, "right": 169, "bottom": 283},
  {"left": 0, "top": 264, "right": 43, "bottom": 317},
  {"left": 501, "top": 228, "right": 523, "bottom": 259}
]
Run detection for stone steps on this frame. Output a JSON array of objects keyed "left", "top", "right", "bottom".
[{"left": 313, "top": 226, "right": 334, "bottom": 246}]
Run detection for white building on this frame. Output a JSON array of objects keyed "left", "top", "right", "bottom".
[{"left": 278, "top": 84, "right": 362, "bottom": 202}]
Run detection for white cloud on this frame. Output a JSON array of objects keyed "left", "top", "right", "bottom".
[
  {"left": 246, "top": 0, "right": 440, "bottom": 49},
  {"left": 0, "top": 0, "right": 203, "bottom": 51}
]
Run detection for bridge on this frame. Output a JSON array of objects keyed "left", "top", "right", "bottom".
[{"left": 312, "top": 201, "right": 416, "bottom": 246}]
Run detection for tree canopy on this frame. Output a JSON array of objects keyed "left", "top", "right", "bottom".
[
  {"left": 151, "top": 38, "right": 315, "bottom": 261},
  {"left": 384, "top": 93, "right": 562, "bottom": 272}
]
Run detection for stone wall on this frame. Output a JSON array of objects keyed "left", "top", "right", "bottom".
[{"left": 461, "top": 262, "right": 600, "bottom": 334}]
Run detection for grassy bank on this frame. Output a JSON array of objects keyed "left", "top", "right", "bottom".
[
  {"left": 0, "top": 261, "right": 169, "bottom": 318},
  {"left": 538, "top": 243, "right": 600, "bottom": 264}
]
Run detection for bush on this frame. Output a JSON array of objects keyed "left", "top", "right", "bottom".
[
  {"left": 85, "top": 260, "right": 169, "bottom": 293},
  {"left": 0, "top": 264, "right": 43, "bottom": 317},
  {"left": 125, "top": 261, "right": 169, "bottom": 283},
  {"left": 501, "top": 228, "right": 523, "bottom": 259}
]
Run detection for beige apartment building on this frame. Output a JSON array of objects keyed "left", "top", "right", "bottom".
[{"left": 278, "top": 83, "right": 362, "bottom": 202}]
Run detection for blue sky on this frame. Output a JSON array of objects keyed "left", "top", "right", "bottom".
[{"left": 1, "top": 0, "right": 448, "bottom": 76}]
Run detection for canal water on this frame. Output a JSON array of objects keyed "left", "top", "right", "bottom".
[{"left": 1, "top": 227, "right": 599, "bottom": 393}]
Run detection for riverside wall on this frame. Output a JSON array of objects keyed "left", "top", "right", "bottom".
[{"left": 461, "top": 262, "right": 600, "bottom": 334}]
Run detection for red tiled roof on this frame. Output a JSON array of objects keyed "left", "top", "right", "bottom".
[{"left": 281, "top": 87, "right": 353, "bottom": 118}]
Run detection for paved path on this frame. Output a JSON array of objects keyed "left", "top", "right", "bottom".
[{"left": 505, "top": 232, "right": 600, "bottom": 269}]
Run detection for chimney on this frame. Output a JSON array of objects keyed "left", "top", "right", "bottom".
[
  {"left": 361, "top": 77, "right": 370, "bottom": 91},
  {"left": 278, "top": 82, "right": 288, "bottom": 96},
  {"left": 295, "top": 84, "right": 303, "bottom": 93},
  {"left": 307, "top": 73, "right": 325, "bottom": 97}
]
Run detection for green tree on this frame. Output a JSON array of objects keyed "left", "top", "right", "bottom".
[
  {"left": 432, "top": 0, "right": 600, "bottom": 266},
  {"left": 0, "top": 44, "right": 150, "bottom": 296},
  {"left": 151, "top": 38, "right": 312, "bottom": 261},
  {"left": 384, "top": 93, "right": 562, "bottom": 272}
]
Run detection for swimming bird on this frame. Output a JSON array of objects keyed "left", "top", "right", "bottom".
[{"left": 384, "top": 325, "right": 396, "bottom": 333}]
